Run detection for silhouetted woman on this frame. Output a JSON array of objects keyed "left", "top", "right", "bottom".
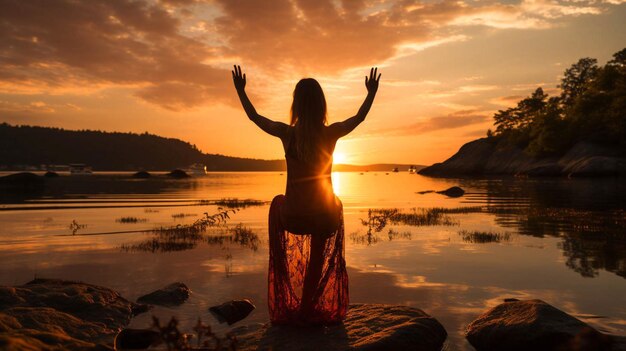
[{"left": 232, "top": 65, "right": 381, "bottom": 325}]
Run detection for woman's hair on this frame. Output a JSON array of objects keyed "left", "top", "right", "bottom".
[{"left": 289, "top": 78, "right": 328, "bottom": 161}]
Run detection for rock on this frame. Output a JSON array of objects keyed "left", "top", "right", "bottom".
[
  {"left": 419, "top": 139, "right": 626, "bottom": 178},
  {"left": 436, "top": 186, "right": 465, "bottom": 197},
  {"left": 419, "top": 138, "right": 496, "bottom": 176},
  {"left": 0, "top": 172, "right": 45, "bottom": 191},
  {"left": 233, "top": 304, "right": 447, "bottom": 351},
  {"left": 466, "top": 299, "right": 616, "bottom": 351},
  {"left": 132, "top": 171, "right": 151, "bottom": 178},
  {"left": 0, "top": 278, "right": 140, "bottom": 350},
  {"left": 44, "top": 171, "right": 59, "bottom": 178},
  {"left": 136, "top": 282, "right": 190, "bottom": 306},
  {"left": 209, "top": 299, "right": 256, "bottom": 325},
  {"left": 114, "top": 329, "right": 161, "bottom": 350},
  {"left": 523, "top": 164, "right": 563, "bottom": 177},
  {"left": 167, "top": 169, "right": 190, "bottom": 178},
  {"left": 565, "top": 156, "right": 626, "bottom": 177}
]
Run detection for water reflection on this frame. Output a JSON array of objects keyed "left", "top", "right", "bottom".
[{"left": 1, "top": 173, "right": 625, "bottom": 350}]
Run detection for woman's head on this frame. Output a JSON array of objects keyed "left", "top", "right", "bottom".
[
  {"left": 290, "top": 78, "right": 327, "bottom": 127},
  {"left": 290, "top": 78, "right": 328, "bottom": 160}
]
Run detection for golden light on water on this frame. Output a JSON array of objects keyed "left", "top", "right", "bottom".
[{"left": 331, "top": 171, "right": 342, "bottom": 196}]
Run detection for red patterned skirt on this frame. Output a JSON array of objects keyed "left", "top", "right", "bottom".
[{"left": 268, "top": 195, "right": 349, "bottom": 325}]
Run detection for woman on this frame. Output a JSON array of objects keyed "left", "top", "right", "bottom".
[{"left": 232, "top": 65, "right": 381, "bottom": 325}]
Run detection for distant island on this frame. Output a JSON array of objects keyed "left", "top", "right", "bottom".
[
  {"left": 0, "top": 123, "right": 421, "bottom": 172},
  {"left": 420, "top": 48, "right": 626, "bottom": 178}
]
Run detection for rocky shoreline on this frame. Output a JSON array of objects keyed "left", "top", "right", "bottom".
[
  {"left": 1, "top": 279, "right": 624, "bottom": 350},
  {"left": 419, "top": 138, "right": 626, "bottom": 178}
]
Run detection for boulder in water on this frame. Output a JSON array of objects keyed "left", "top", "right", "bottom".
[
  {"left": 437, "top": 186, "right": 465, "bottom": 197},
  {"left": 209, "top": 299, "right": 256, "bottom": 325},
  {"left": 132, "top": 171, "right": 151, "bottom": 178},
  {"left": 233, "top": 304, "right": 447, "bottom": 351},
  {"left": 466, "top": 299, "right": 616, "bottom": 351},
  {"left": 44, "top": 171, "right": 59, "bottom": 178},
  {"left": 167, "top": 169, "right": 189, "bottom": 178},
  {"left": 136, "top": 282, "right": 190, "bottom": 306}
]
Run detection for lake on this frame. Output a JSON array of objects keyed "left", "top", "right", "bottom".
[{"left": 1, "top": 172, "right": 625, "bottom": 350}]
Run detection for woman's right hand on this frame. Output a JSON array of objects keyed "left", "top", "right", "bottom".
[
  {"left": 365, "top": 67, "right": 381, "bottom": 94},
  {"left": 232, "top": 65, "right": 246, "bottom": 92}
]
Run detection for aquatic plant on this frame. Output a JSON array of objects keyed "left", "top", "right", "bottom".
[
  {"left": 116, "top": 216, "right": 147, "bottom": 223},
  {"left": 172, "top": 213, "right": 197, "bottom": 219},
  {"left": 459, "top": 230, "right": 512, "bottom": 243},
  {"left": 361, "top": 207, "right": 464, "bottom": 230},
  {"left": 151, "top": 316, "right": 237, "bottom": 351},
  {"left": 205, "top": 225, "right": 260, "bottom": 252},
  {"left": 387, "top": 229, "right": 412, "bottom": 241},
  {"left": 210, "top": 198, "right": 266, "bottom": 209},
  {"left": 68, "top": 220, "right": 86, "bottom": 235},
  {"left": 153, "top": 209, "right": 236, "bottom": 237}
]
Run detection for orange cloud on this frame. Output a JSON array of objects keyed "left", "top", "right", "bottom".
[
  {"left": 0, "top": 0, "right": 617, "bottom": 112},
  {"left": 372, "top": 109, "right": 491, "bottom": 136}
]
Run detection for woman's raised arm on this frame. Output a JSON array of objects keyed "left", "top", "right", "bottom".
[
  {"left": 329, "top": 67, "right": 381, "bottom": 139},
  {"left": 232, "top": 65, "right": 289, "bottom": 139}
]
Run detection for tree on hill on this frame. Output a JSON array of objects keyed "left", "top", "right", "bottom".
[{"left": 488, "top": 48, "right": 626, "bottom": 157}]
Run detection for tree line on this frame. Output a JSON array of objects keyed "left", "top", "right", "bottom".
[
  {"left": 0, "top": 124, "right": 285, "bottom": 171},
  {"left": 488, "top": 48, "right": 626, "bottom": 157}
]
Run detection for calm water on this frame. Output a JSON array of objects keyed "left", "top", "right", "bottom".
[{"left": 1, "top": 172, "right": 625, "bottom": 350}]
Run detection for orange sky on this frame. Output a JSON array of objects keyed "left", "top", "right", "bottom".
[{"left": 1, "top": 0, "right": 625, "bottom": 165}]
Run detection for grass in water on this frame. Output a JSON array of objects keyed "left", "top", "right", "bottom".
[
  {"left": 116, "top": 216, "right": 147, "bottom": 223},
  {"left": 171, "top": 213, "right": 197, "bottom": 219},
  {"left": 207, "top": 198, "right": 266, "bottom": 208},
  {"left": 362, "top": 207, "right": 468, "bottom": 230},
  {"left": 353, "top": 206, "right": 482, "bottom": 245},
  {"left": 459, "top": 230, "right": 512, "bottom": 243},
  {"left": 68, "top": 220, "right": 86, "bottom": 235},
  {"left": 121, "top": 208, "right": 260, "bottom": 253},
  {"left": 206, "top": 224, "right": 260, "bottom": 252}
]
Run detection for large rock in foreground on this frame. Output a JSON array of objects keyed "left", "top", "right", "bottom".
[
  {"left": 233, "top": 304, "right": 447, "bottom": 351},
  {"left": 0, "top": 279, "right": 143, "bottom": 350},
  {"left": 466, "top": 299, "right": 620, "bottom": 351}
]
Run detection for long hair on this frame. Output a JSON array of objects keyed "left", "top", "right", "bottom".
[{"left": 290, "top": 78, "right": 328, "bottom": 161}]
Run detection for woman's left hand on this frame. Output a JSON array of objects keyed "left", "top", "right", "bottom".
[
  {"left": 232, "top": 65, "right": 246, "bottom": 91},
  {"left": 365, "top": 67, "right": 381, "bottom": 95}
]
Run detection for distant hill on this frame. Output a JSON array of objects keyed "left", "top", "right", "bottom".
[
  {"left": 332, "top": 164, "right": 423, "bottom": 172},
  {"left": 0, "top": 123, "right": 422, "bottom": 172},
  {"left": 0, "top": 123, "right": 284, "bottom": 171}
]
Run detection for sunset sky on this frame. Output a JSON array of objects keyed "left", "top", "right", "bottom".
[{"left": 1, "top": 0, "right": 625, "bottom": 165}]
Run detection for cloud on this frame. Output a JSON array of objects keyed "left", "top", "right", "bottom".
[
  {"left": 374, "top": 109, "right": 491, "bottom": 136},
  {"left": 0, "top": 0, "right": 231, "bottom": 110},
  {"left": 489, "top": 95, "right": 525, "bottom": 107},
  {"left": 0, "top": 0, "right": 616, "bottom": 111},
  {"left": 0, "top": 100, "right": 56, "bottom": 114}
]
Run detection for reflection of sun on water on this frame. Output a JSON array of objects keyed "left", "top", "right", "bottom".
[
  {"left": 331, "top": 171, "right": 342, "bottom": 196},
  {"left": 332, "top": 152, "right": 346, "bottom": 196}
]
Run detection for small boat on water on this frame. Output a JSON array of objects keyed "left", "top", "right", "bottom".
[
  {"left": 408, "top": 165, "right": 417, "bottom": 174},
  {"left": 69, "top": 163, "right": 93, "bottom": 175},
  {"left": 186, "top": 163, "right": 207, "bottom": 176},
  {"left": 392, "top": 167, "right": 399, "bottom": 173}
]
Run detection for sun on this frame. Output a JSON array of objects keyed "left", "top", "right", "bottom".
[{"left": 333, "top": 152, "right": 347, "bottom": 164}]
